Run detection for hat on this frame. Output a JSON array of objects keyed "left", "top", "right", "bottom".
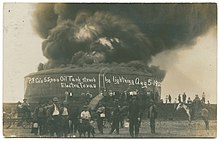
[
  {"left": 114, "top": 99, "right": 119, "bottom": 102},
  {"left": 83, "top": 105, "right": 88, "bottom": 108},
  {"left": 52, "top": 97, "right": 59, "bottom": 102},
  {"left": 132, "top": 96, "right": 137, "bottom": 99},
  {"left": 149, "top": 99, "right": 154, "bottom": 104}
]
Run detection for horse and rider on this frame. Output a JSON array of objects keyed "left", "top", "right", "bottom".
[{"left": 176, "top": 95, "right": 209, "bottom": 130}]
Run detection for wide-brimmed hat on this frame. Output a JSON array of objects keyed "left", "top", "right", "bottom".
[
  {"left": 53, "top": 97, "right": 59, "bottom": 102},
  {"left": 149, "top": 99, "right": 154, "bottom": 104},
  {"left": 83, "top": 105, "right": 88, "bottom": 108},
  {"left": 132, "top": 96, "right": 137, "bottom": 99},
  {"left": 63, "top": 100, "right": 68, "bottom": 104}
]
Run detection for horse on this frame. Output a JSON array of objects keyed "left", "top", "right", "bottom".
[
  {"left": 176, "top": 102, "right": 209, "bottom": 130},
  {"left": 176, "top": 102, "right": 192, "bottom": 122}
]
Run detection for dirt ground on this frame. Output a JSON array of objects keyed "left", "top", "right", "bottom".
[{"left": 3, "top": 119, "right": 217, "bottom": 138}]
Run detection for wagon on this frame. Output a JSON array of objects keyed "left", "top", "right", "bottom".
[{"left": 3, "top": 112, "right": 33, "bottom": 129}]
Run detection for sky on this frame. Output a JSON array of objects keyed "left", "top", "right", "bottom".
[
  {"left": 151, "top": 27, "right": 217, "bottom": 103},
  {"left": 2, "top": 3, "right": 218, "bottom": 104}
]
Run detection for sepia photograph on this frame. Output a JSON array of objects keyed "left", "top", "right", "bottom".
[{"left": 2, "top": 2, "right": 217, "bottom": 138}]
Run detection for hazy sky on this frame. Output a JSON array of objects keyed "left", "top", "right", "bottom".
[
  {"left": 151, "top": 27, "right": 217, "bottom": 103},
  {"left": 3, "top": 3, "right": 217, "bottom": 104}
]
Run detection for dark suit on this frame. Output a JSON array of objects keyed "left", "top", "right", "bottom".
[
  {"left": 109, "top": 105, "right": 120, "bottom": 134},
  {"left": 128, "top": 99, "right": 140, "bottom": 137},
  {"left": 148, "top": 104, "right": 157, "bottom": 134}
]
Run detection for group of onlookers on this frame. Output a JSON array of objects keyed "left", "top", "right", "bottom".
[
  {"left": 17, "top": 95, "right": 158, "bottom": 138},
  {"left": 164, "top": 92, "right": 209, "bottom": 105},
  {"left": 15, "top": 88, "right": 160, "bottom": 138}
]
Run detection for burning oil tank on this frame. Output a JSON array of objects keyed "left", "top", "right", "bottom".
[{"left": 24, "top": 64, "right": 164, "bottom": 104}]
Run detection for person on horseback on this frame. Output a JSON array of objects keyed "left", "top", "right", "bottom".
[
  {"left": 176, "top": 100, "right": 209, "bottom": 130},
  {"left": 192, "top": 94, "right": 203, "bottom": 120}
]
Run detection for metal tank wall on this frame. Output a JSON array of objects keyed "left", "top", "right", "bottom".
[{"left": 24, "top": 70, "right": 161, "bottom": 103}]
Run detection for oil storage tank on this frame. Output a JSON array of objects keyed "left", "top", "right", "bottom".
[{"left": 24, "top": 64, "right": 164, "bottom": 104}]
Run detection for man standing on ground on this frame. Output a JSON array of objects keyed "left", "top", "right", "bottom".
[
  {"left": 182, "top": 92, "right": 187, "bottom": 103},
  {"left": 128, "top": 96, "right": 141, "bottom": 137},
  {"left": 109, "top": 99, "right": 120, "bottom": 135},
  {"left": 96, "top": 103, "right": 105, "bottom": 134},
  {"left": 48, "top": 97, "right": 62, "bottom": 137},
  {"left": 148, "top": 99, "right": 157, "bottom": 134},
  {"left": 168, "top": 94, "right": 172, "bottom": 103}
]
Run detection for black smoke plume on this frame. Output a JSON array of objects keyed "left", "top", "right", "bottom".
[{"left": 33, "top": 3, "right": 216, "bottom": 70}]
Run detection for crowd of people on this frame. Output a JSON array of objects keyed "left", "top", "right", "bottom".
[
  {"left": 12, "top": 89, "right": 214, "bottom": 138},
  {"left": 14, "top": 89, "right": 158, "bottom": 138},
  {"left": 163, "top": 92, "right": 209, "bottom": 105},
  {"left": 12, "top": 90, "right": 212, "bottom": 137}
]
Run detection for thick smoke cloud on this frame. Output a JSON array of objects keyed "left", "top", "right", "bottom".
[{"left": 33, "top": 3, "right": 216, "bottom": 69}]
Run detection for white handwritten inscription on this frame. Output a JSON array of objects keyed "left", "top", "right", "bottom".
[
  {"left": 28, "top": 76, "right": 95, "bottom": 84},
  {"left": 27, "top": 75, "right": 161, "bottom": 89},
  {"left": 105, "top": 76, "right": 161, "bottom": 88}
]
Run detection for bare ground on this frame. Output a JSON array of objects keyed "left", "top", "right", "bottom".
[{"left": 3, "top": 119, "right": 217, "bottom": 138}]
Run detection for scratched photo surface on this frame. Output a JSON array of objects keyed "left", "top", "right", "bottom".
[{"left": 3, "top": 3, "right": 217, "bottom": 138}]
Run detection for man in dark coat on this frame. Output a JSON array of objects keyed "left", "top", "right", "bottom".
[
  {"left": 96, "top": 103, "right": 105, "bottom": 134},
  {"left": 109, "top": 99, "right": 120, "bottom": 134},
  {"left": 182, "top": 92, "right": 187, "bottom": 103},
  {"left": 148, "top": 99, "right": 157, "bottom": 134},
  {"left": 69, "top": 100, "right": 80, "bottom": 136},
  {"left": 33, "top": 101, "right": 47, "bottom": 135},
  {"left": 128, "top": 96, "right": 141, "bottom": 137}
]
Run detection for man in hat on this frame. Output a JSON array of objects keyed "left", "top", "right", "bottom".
[
  {"left": 60, "top": 101, "right": 70, "bottom": 137},
  {"left": 192, "top": 94, "right": 202, "bottom": 119},
  {"left": 96, "top": 103, "right": 105, "bottom": 134},
  {"left": 16, "top": 101, "right": 23, "bottom": 117},
  {"left": 128, "top": 96, "right": 141, "bottom": 137},
  {"left": 22, "top": 98, "right": 31, "bottom": 118},
  {"left": 33, "top": 100, "right": 47, "bottom": 135},
  {"left": 69, "top": 100, "right": 80, "bottom": 136},
  {"left": 80, "top": 105, "right": 92, "bottom": 122},
  {"left": 48, "top": 97, "right": 62, "bottom": 137},
  {"left": 148, "top": 99, "right": 157, "bottom": 134},
  {"left": 79, "top": 105, "right": 93, "bottom": 137},
  {"left": 109, "top": 99, "right": 120, "bottom": 134}
]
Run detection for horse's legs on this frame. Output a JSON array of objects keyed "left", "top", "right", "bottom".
[
  {"left": 204, "top": 119, "right": 209, "bottom": 130},
  {"left": 201, "top": 116, "right": 209, "bottom": 130},
  {"left": 186, "top": 111, "right": 191, "bottom": 122},
  {"left": 189, "top": 114, "right": 191, "bottom": 122}
]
